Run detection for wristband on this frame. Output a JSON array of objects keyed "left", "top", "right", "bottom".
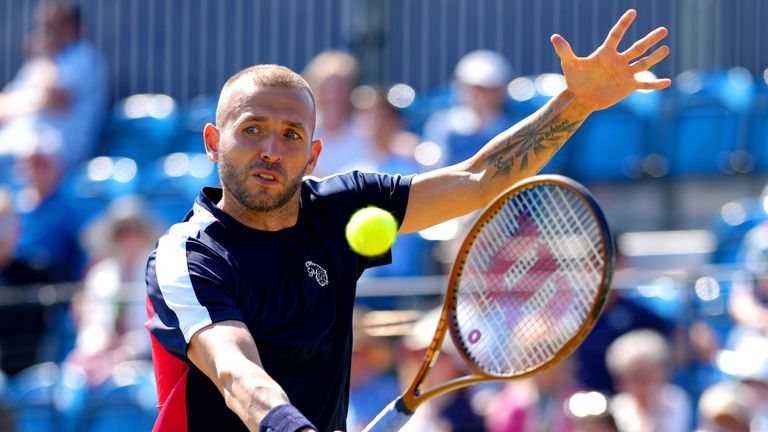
[{"left": 259, "top": 404, "right": 316, "bottom": 432}]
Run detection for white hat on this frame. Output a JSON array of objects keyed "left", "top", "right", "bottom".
[{"left": 454, "top": 50, "right": 512, "bottom": 88}]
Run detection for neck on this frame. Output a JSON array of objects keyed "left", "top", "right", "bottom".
[{"left": 217, "top": 192, "right": 300, "bottom": 231}]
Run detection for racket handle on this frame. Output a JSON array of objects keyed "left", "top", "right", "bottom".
[{"left": 362, "top": 398, "right": 412, "bottom": 432}]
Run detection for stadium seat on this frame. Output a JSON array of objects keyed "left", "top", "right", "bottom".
[
  {"left": 664, "top": 98, "right": 744, "bottom": 176},
  {"left": 0, "top": 155, "right": 18, "bottom": 188},
  {"left": 662, "top": 68, "right": 756, "bottom": 176},
  {"left": 709, "top": 196, "right": 768, "bottom": 264},
  {"left": 79, "top": 360, "right": 158, "bottom": 432},
  {"left": 747, "top": 94, "right": 768, "bottom": 171},
  {"left": 173, "top": 94, "right": 218, "bottom": 154},
  {"left": 566, "top": 105, "right": 648, "bottom": 182},
  {"left": 9, "top": 362, "right": 61, "bottom": 432},
  {"left": 100, "top": 94, "right": 180, "bottom": 165},
  {"left": 60, "top": 156, "right": 140, "bottom": 221},
  {"left": 140, "top": 152, "right": 219, "bottom": 225}
]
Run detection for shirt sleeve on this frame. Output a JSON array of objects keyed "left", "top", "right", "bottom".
[
  {"left": 146, "top": 231, "right": 244, "bottom": 361},
  {"left": 308, "top": 171, "right": 414, "bottom": 271}
]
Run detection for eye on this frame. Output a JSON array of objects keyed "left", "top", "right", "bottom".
[
  {"left": 244, "top": 125, "right": 261, "bottom": 135},
  {"left": 285, "top": 131, "right": 301, "bottom": 140}
]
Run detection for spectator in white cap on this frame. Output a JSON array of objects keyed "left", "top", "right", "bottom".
[
  {"left": 423, "top": 49, "right": 517, "bottom": 167},
  {"left": 606, "top": 330, "right": 691, "bottom": 432}
]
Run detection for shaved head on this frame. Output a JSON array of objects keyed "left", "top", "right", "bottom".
[{"left": 216, "top": 65, "right": 317, "bottom": 133}]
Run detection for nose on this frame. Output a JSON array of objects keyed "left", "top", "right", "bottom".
[{"left": 260, "top": 132, "right": 283, "bottom": 163}]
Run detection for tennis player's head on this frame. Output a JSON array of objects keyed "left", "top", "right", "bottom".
[{"left": 204, "top": 65, "right": 322, "bottom": 214}]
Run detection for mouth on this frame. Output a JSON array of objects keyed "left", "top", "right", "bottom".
[{"left": 253, "top": 171, "right": 280, "bottom": 184}]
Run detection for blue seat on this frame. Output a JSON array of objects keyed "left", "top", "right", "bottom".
[
  {"left": 101, "top": 94, "right": 180, "bottom": 164},
  {"left": 674, "top": 67, "right": 756, "bottom": 112},
  {"left": 60, "top": 156, "right": 140, "bottom": 221},
  {"left": 664, "top": 99, "right": 743, "bottom": 176},
  {"left": 8, "top": 363, "right": 87, "bottom": 432},
  {"left": 710, "top": 196, "right": 768, "bottom": 264},
  {"left": 567, "top": 105, "right": 648, "bottom": 182},
  {"left": 747, "top": 95, "right": 768, "bottom": 171},
  {"left": 0, "top": 155, "right": 19, "bottom": 188},
  {"left": 140, "top": 152, "right": 218, "bottom": 225},
  {"left": 173, "top": 94, "right": 218, "bottom": 153},
  {"left": 80, "top": 361, "right": 158, "bottom": 432}
]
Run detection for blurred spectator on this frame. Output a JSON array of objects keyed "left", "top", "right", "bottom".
[
  {"left": 730, "top": 222, "right": 768, "bottom": 346},
  {"left": 0, "top": 0, "right": 108, "bottom": 168},
  {"left": 565, "top": 391, "right": 620, "bottom": 432},
  {"left": 396, "top": 307, "right": 485, "bottom": 432},
  {"left": 422, "top": 50, "right": 517, "bottom": 167},
  {"left": 347, "top": 308, "right": 401, "bottom": 432},
  {"left": 573, "top": 413, "right": 620, "bottom": 432},
  {"left": 13, "top": 130, "right": 86, "bottom": 282},
  {"left": 485, "top": 359, "right": 581, "bottom": 432},
  {"left": 66, "top": 196, "right": 158, "bottom": 385},
  {"left": 574, "top": 287, "right": 678, "bottom": 394},
  {"left": 302, "top": 50, "right": 374, "bottom": 177},
  {"left": 0, "top": 187, "right": 53, "bottom": 376},
  {"left": 356, "top": 85, "right": 422, "bottom": 175},
  {"left": 606, "top": 330, "right": 691, "bottom": 432},
  {"left": 696, "top": 381, "right": 756, "bottom": 432},
  {"left": 356, "top": 86, "right": 437, "bottom": 280}
]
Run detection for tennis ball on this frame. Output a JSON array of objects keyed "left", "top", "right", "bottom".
[{"left": 346, "top": 206, "right": 398, "bottom": 257}]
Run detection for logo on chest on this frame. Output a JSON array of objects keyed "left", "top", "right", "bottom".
[{"left": 305, "top": 261, "right": 329, "bottom": 286}]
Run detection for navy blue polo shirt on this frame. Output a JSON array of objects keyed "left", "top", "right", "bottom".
[{"left": 146, "top": 171, "right": 413, "bottom": 432}]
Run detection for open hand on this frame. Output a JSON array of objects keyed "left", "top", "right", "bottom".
[{"left": 551, "top": 9, "right": 671, "bottom": 113}]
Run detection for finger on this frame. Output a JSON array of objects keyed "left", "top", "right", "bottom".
[
  {"left": 622, "top": 27, "right": 669, "bottom": 60},
  {"left": 603, "top": 9, "right": 637, "bottom": 50},
  {"left": 630, "top": 45, "right": 670, "bottom": 73},
  {"left": 551, "top": 34, "right": 577, "bottom": 62},
  {"left": 635, "top": 78, "right": 672, "bottom": 91}
]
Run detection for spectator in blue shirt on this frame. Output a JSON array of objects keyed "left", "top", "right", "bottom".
[{"left": 0, "top": 0, "right": 108, "bottom": 168}]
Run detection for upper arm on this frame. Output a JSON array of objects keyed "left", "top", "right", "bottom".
[{"left": 399, "top": 162, "right": 501, "bottom": 234}]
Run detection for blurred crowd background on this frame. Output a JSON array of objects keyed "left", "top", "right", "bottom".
[{"left": 1, "top": 0, "right": 768, "bottom": 431}]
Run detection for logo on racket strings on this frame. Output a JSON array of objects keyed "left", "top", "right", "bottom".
[{"left": 482, "top": 211, "right": 574, "bottom": 333}]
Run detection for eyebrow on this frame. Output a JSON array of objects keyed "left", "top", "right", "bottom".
[{"left": 238, "top": 115, "right": 308, "bottom": 133}]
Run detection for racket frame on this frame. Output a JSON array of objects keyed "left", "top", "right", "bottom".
[{"left": 400, "top": 174, "right": 614, "bottom": 412}]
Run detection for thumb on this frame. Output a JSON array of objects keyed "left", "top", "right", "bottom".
[{"left": 550, "top": 34, "right": 576, "bottom": 62}]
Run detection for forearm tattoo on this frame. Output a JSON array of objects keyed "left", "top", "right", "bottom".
[{"left": 486, "top": 107, "right": 582, "bottom": 177}]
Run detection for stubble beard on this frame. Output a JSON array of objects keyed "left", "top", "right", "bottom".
[{"left": 218, "top": 155, "right": 306, "bottom": 213}]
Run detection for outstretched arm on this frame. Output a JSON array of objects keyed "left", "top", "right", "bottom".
[
  {"left": 400, "top": 9, "right": 670, "bottom": 234},
  {"left": 188, "top": 321, "right": 316, "bottom": 432}
]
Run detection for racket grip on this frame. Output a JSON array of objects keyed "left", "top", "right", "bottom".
[{"left": 361, "top": 398, "right": 412, "bottom": 432}]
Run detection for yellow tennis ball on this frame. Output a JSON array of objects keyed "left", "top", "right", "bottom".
[{"left": 346, "top": 206, "right": 398, "bottom": 257}]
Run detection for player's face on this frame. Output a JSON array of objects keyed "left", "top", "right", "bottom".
[{"left": 213, "top": 85, "right": 321, "bottom": 213}]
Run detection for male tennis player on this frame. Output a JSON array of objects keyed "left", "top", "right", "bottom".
[{"left": 146, "top": 9, "right": 669, "bottom": 432}]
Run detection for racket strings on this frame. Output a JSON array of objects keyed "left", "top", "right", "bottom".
[{"left": 454, "top": 184, "right": 605, "bottom": 376}]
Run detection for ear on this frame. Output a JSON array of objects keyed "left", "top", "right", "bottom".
[
  {"left": 304, "top": 139, "right": 323, "bottom": 175},
  {"left": 203, "top": 123, "right": 220, "bottom": 162}
]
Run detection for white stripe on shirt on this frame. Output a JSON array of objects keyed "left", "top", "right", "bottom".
[{"left": 155, "top": 202, "right": 218, "bottom": 343}]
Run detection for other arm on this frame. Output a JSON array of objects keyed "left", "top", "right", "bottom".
[{"left": 400, "top": 9, "right": 671, "bottom": 233}]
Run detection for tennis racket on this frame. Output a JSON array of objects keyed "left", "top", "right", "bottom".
[{"left": 363, "top": 174, "right": 614, "bottom": 432}]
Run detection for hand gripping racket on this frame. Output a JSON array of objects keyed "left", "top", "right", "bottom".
[{"left": 363, "top": 174, "right": 614, "bottom": 432}]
